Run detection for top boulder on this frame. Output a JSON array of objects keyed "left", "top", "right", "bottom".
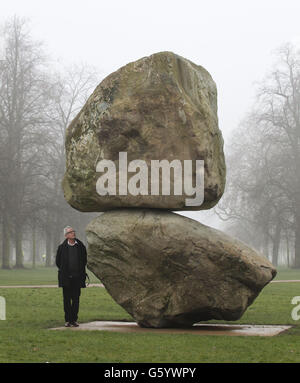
[{"left": 62, "top": 51, "right": 226, "bottom": 212}]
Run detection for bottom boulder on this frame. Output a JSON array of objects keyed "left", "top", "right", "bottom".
[{"left": 86, "top": 209, "right": 276, "bottom": 328}]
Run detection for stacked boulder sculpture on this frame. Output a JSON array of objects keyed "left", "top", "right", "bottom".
[{"left": 62, "top": 51, "right": 276, "bottom": 328}]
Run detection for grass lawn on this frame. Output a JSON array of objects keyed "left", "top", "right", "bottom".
[
  {"left": 0, "top": 265, "right": 100, "bottom": 286},
  {"left": 0, "top": 265, "right": 299, "bottom": 287},
  {"left": 0, "top": 269, "right": 300, "bottom": 362},
  {"left": 273, "top": 267, "right": 300, "bottom": 281}
]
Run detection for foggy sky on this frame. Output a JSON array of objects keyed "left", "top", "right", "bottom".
[{"left": 1, "top": 0, "right": 299, "bottom": 227}]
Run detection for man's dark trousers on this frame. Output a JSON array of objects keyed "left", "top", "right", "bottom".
[{"left": 62, "top": 277, "right": 81, "bottom": 323}]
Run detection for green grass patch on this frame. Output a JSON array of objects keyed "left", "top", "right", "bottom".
[
  {"left": 0, "top": 265, "right": 100, "bottom": 286},
  {"left": 273, "top": 266, "right": 300, "bottom": 281},
  {"left": 0, "top": 282, "right": 300, "bottom": 362},
  {"left": 0, "top": 265, "right": 299, "bottom": 287}
]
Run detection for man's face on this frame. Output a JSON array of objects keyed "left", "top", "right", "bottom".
[{"left": 65, "top": 228, "right": 76, "bottom": 239}]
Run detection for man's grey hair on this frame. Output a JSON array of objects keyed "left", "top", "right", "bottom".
[{"left": 63, "top": 226, "right": 73, "bottom": 236}]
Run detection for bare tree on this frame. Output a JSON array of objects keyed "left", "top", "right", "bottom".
[
  {"left": 215, "top": 43, "right": 300, "bottom": 267},
  {"left": 0, "top": 16, "right": 101, "bottom": 269},
  {"left": 41, "top": 63, "right": 99, "bottom": 266},
  {"left": 0, "top": 16, "right": 54, "bottom": 268},
  {"left": 255, "top": 43, "right": 300, "bottom": 266}
]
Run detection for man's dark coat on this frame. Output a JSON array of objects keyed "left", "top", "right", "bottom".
[{"left": 55, "top": 238, "right": 87, "bottom": 288}]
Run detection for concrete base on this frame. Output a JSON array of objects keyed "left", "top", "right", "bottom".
[{"left": 50, "top": 321, "right": 291, "bottom": 336}]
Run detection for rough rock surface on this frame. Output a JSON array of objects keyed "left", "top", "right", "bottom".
[
  {"left": 86, "top": 209, "right": 276, "bottom": 328},
  {"left": 62, "top": 51, "right": 226, "bottom": 212}
]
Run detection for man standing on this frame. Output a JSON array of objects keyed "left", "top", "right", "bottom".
[{"left": 56, "top": 226, "right": 87, "bottom": 327}]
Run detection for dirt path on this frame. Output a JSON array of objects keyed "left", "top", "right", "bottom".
[
  {"left": 0, "top": 283, "right": 104, "bottom": 288},
  {"left": 0, "top": 280, "right": 299, "bottom": 288},
  {"left": 270, "top": 280, "right": 300, "bottom": 283}
]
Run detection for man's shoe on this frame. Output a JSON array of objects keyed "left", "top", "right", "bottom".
[
  {"left": 64, "top": 322, "right": 71, "bottom": 327},
  {"left": 71, "top": 321, "right": 79, "bottom": 327}
]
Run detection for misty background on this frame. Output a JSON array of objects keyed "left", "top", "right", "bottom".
[{"left": 0, "top": 0, "right": 300, "bottom": 269}]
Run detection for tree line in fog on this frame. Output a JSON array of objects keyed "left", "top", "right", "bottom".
[
  {"left": 215, "top": 43, "right": 300, "bottom": 268},
  {"left": 0, "top": 16, "right": 99, "bottom": 269}
]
